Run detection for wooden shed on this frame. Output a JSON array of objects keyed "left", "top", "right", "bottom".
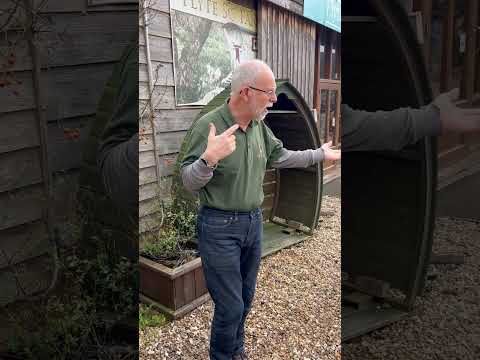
[
  {"left": 0, "top": 0, "right": 137, "bottom": 307},
  {"left": 174, "top": 80, "right": 324, "bottom": 256},
  {"left": 341, "top": 0, "right": 437, "bottom": 340},
  {"left": 138, "top": 0, "right": 341, "bottom": 235}
]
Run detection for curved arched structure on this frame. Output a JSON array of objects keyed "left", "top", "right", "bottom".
[
  {"left": 342, "top": 0, "right": 437, "bottom": 339},
  {"left": 174, "top": 80, "right": 323, "bottom": 238}
]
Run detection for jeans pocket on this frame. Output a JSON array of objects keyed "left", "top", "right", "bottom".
[{"left": 202, "top": 214, "right": 234, "bottom": 229}]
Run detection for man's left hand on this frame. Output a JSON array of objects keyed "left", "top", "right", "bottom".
[
  {"left": 434, "top": 88, "right": 480, "bottom": 133},
  {"left": 322, "top": 141, "right": 341, "bottom": 161}
]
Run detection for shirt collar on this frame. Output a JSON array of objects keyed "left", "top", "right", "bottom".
[{"left": 220, "top": 98, "right": 258, "bottom": 129}]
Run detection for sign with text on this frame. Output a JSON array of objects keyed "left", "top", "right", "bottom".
[
  {"left": 171, "top": 0, "right": 256, "bottom": 33},
  {"left": 170, "top": 0, "right": 257, "bottom": 106},
  {"left": 303, "top": 0, "right": 341, "bottom": 33}
]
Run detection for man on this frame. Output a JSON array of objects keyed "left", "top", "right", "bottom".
[{"left": 180, "top": 59, "right": 340, "bottom": 360}]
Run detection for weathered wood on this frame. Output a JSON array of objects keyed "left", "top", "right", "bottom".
[
  {"left": 140, "top": 150, "right": 156, "bottom": 169},
  {"left": 174, "top": 275, "right": 185, "bottom": 308},
  {"left": 139, "top": 62, "right": 174, "bottom": 85},
  {"left": 34, "top": 0, "right": 137, "bottom": 12},
  {"left": 341, "top": 306, "right": 408, "bottom": 342},
  {"left": 47, "top": 116, "right": 92, "bottom": 172},
  {"left": 261, "top": 194, "right": 274, "bottom": 209},
  {"left": 159, "top": 154, "right": 177, "bottom": 177},
  {"left": 146, "top": 9, "right": 171, "bottom": 38},
  {"left": 50, "top": 171, "right": 80, "bottom": 223},
  {"left": 139, "top": 26, "right": 146, "bottom": 45},
  {"left": 0, "top": 253, "right": 54, "bottom": 307},
  {"left": 0, "top": 185, "right": 45, "bottom": 231},
  {"left": 140, "top": 182, "right": 159, "bottom": 202},
  {"left": 0, "top": 34, "right": 32, "bottom": 71},
  {"left": 35, "top": 12, "right": 137, "bottom": 68},
  {"left": 350, "top": 275, "right": 391, "bottom": 299},
  {"left": 88, "top": 0, "right": 138, "bottom": 6},
  {"left": 263, "top": 181, "right": 276, "bottom": 195},
  {"left": 139, "top": 83, "right": 175, "bottom": 109},
  {"left": 343, "top": 292, "right": 376, "bottom": 311},
  {"left": 182, "top": 270, "right": 196, "bottom": 304},
  {"left": 149, "top": 0, "right": 170, "bottom": 12},
  {"left": 45, "top": 64, "right": 115, "bottom": 121},
  {"left": 264, "top": 169, "right": 277, "bottom": 182},
  {"left": 139, "top": 133, "right": 154, "bottom": 152},
  {"left": 0, "top": 221, "right": 49, "bottom": 270},
  {"left": 139, "top": 37, "right": 173, "bottom": 63},
  {"left": 261, "top": 221, "right": 310, "bottom": 258},
  {"left": 140, "top": 166, "right": 157, "bottom": 185},
  {"left": 463, "top": 0, "right": 478, "bottom": 102},
  {"left": 0, "top": 110, "right": 39, "bottom": 154},
  {"left": 265, "top": 0, "right": 303, "bottom": 15},
  {"left": 0, "top": 71, "right": 36, "bottom": 113},
  {"left": 140, "top": 255, "right": 209, "bottom": 318},
  {"left": 33, "top": 0, "right": 86, "bottom": 12},
  {"left": 157, "top": 131, "right": 187, "bottom": 155},
  {"left": 155, "top": 108, "right": 201, "bottom": 132},
  {"left": 0, "top": 147, "right": 43, "bottom": 193},
  {"left": 194, "top": 266, "right": 207, "bottom": 297},
  {"left": 259, "top": 0, "right": 316, "bottom": 107},
  {"left": 139, "top": 197, "right": 160, "bottom": 218}
]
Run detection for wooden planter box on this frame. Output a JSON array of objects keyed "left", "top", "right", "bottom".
[{"left": 139, "top": 256, "right": 210, "bottom": 319}]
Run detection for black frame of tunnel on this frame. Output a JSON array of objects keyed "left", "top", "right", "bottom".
[
  {"left": 265, "top": 80, "right": 323, "bottom": 235},
  {"left": 341, "top": 0, "right": 437, "bottom": 311}
]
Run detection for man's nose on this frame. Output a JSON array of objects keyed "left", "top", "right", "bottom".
[{"left": 271, "top": 93, "right": 277, "bottom": 103}]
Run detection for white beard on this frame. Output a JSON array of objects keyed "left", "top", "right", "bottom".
[{"left": 253, "top": 102, "right": 273, "bottom": 122}]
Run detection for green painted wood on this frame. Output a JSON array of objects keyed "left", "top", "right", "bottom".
[
  {"left": 342, "top": 305, "right": 408, "bottom": 342},
  {"left": 261, "top": 222, "right": 310, "bottom": 258},
  {"left": 342, "top": 0, "right": 437, "bottom": 325}
]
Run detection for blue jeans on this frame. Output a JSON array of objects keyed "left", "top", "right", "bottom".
[{"left": 197, "top": 206, "right": 263, "bottom": 360}]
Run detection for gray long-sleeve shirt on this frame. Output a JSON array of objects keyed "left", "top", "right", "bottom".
[
  {"left": 181, "top": 103, "right": 441, "bottom": 193},
  {"left": 181, "top": 147, "right": 324, "bottom": 193}
]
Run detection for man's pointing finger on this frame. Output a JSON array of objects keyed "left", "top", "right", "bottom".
[{"left": 222, "top": 124, "right": 239, "bottom": 136}]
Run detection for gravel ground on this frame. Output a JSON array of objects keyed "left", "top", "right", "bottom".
[
  {"left": 342, "top": 217, "right": 480, "bottom": 360},
  {"left": 140, "top": 196, "right": 341, "bottom": 360}
]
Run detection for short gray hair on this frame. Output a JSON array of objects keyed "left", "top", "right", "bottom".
[{"left": 230, "top": 59, "right": 272, "bottom": 96}]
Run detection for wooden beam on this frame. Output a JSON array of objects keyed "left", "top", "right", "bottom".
[
  {"left": 440, "top": 0, "right": 455, "bottom": 92},
  {"left": 313, "top": 26, "right": 322, "bottom": 110},
  {"left": 464, "top": 0, "right": 478, "bottom": 103}
]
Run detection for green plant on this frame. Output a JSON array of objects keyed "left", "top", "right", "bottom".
[
  {"left": 139, "top": 304, "right": 168, "bottom": 329},
  {"left": 4, "top": 243, "right": 138, "bottom": 360},
  {"left": 140, "top": 199, "right": 198, "bottom": 268}
]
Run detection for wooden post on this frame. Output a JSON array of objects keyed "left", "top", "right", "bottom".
[
  {"left": 464, "top": 0, "right": 478, "bottom": 103},
  {"left": 416, "top": 0, "right": 433, "bottom": 68},
  {"left": 440, "top": 0, "right": 455, "bottom": 92}
]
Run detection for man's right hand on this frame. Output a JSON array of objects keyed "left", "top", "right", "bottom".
[{"left": 201, "top": 123, "right": 239, "bottom": 166}]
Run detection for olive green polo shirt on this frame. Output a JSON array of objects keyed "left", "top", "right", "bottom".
[{"left": 180, "top": 102, "right": 284, "bottom": 211}]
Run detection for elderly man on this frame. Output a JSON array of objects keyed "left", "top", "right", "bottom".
[{"left": 180, "top": 60, "right": 340, "bottom": 360}]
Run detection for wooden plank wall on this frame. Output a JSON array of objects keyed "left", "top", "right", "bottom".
[
  {"left": 265, "top": 0, "right": 304, "bottom": 16},
  {"left": 0, "top": 0, "right": 137, "bottom": 305},
  {"left": 258, "top": 0, "right": 316, "bottom": 108},
  {"left": 139, "top": 0, "right": 212, "bottom": 233},
  {"left": 141, "top": 0, "right": 319, "bottom": 232}
]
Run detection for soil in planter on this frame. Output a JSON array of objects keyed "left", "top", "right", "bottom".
[{"left": 140, "top": 239, "right": 199, "bottom": 269}]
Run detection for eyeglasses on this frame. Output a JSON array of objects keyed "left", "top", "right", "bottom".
[{"left": 248, "top": 86, "right": 276, "bottom": 96}]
